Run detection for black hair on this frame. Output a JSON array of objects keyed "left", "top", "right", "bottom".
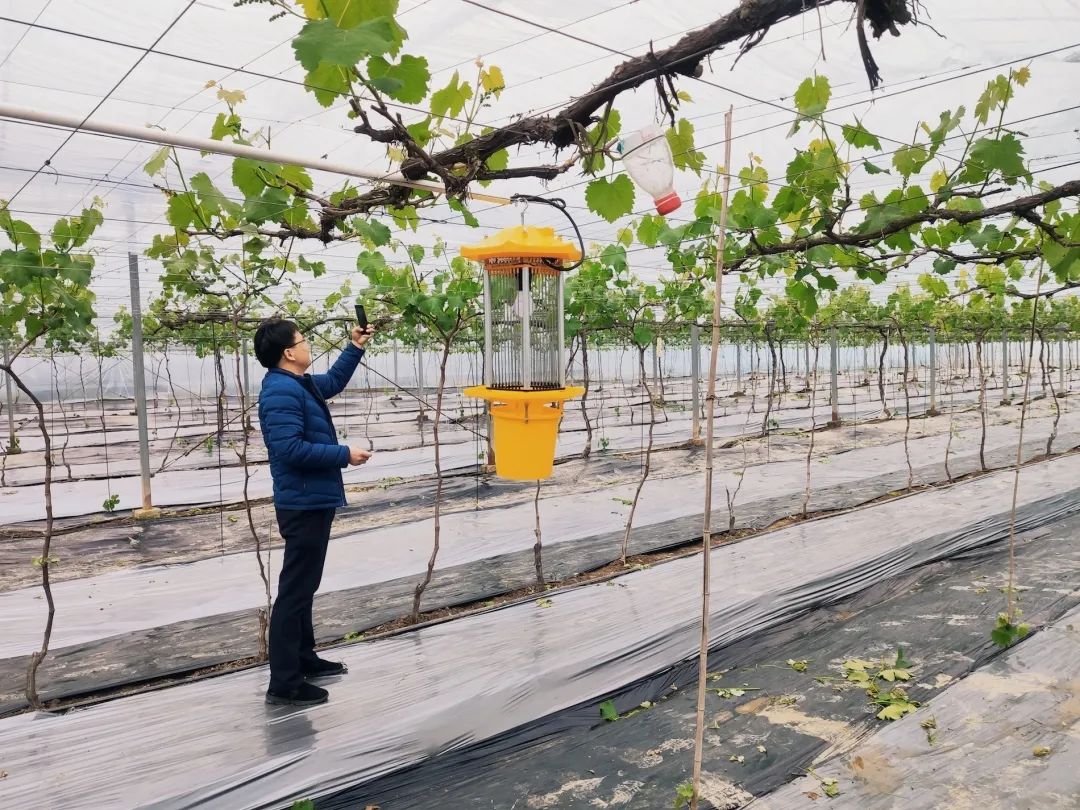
[{"left": 254, "top": 317, "right": 300, "bottom": 369}]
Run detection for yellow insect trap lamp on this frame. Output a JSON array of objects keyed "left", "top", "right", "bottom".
[{"left": 462, "top": 225, "right": 584, "bottom": 481}]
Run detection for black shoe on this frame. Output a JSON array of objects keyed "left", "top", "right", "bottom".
[
  {"left": 302, "top": 657, "right": 348, "bottom": 679},
  {"left": 265, "top": 682, "right": 329, "bottom": 706}
]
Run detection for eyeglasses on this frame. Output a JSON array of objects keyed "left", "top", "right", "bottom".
[{"left": 288, "top": 338, "right": 309, "bottom": 349}]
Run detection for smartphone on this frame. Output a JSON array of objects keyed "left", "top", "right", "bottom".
[{"left": 354, "top": 303, "right": 368, "bottom": 329}]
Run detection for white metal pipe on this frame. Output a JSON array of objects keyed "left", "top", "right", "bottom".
[{"left": 0, "top": 102, "right": 511, "bottom": 206}]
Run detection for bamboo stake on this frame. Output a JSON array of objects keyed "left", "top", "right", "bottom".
[{"left": 691, "top": 106, "right": 733, "bottom": 809}]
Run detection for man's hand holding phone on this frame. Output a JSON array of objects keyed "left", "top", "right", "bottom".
[{"left": 351, "top": 303, "right": 375, "bottom": 349}]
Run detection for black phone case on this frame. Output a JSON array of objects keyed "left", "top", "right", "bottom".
[{"left": 354, "top": 304, "right": 368, "bottom": 329}]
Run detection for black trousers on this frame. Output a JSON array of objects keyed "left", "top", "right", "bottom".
[{"left": 269, "top": 507, "right": 336, "bottom": 693}]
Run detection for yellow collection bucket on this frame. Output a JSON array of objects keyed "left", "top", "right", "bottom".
[{"left": 464, "top": 386, "right": 585, "bottom": 481}]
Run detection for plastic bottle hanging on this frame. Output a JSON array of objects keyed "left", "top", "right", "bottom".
[{"left": 618, "top": 123, "right": 682, "bottom": 215}]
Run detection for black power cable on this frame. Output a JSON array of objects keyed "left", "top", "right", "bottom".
[{"left": 509, "top": 193, "right": 586, "bottom": 272}]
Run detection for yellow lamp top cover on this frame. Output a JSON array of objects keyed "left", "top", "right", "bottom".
[{"left": 460, "top": 225, "right": 582, "bottom": 262}]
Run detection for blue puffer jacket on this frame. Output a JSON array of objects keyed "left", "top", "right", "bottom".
[{"left": 258, "top": 343, "right": 364, "bottom": 510}]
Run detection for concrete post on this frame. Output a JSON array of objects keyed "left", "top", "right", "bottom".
[
  {"left": 416, "top": 343, "right": 426, "bottom": 422},
  {"left": 735, "top": 342, "right": 743, "bottom": 395},
  {"left": 829, "top": 327, "right": 840, "bottom": 425},
  {"left": 242, "top": 338, "right": 250, "bottom": 397},
  {"left": 928, "top": 328, "right": 938, "bottom": 415},
  {"left": 2, "top": 340, "right": 16, "bottom": 452},
  {"left": 691, "top": 324, "right": 702, "bottom": 444},
  {"left": 128, "top": 253, "right": 159, "bottom": 518},
  {"left": 1001, "top": 330, "right": 1011, "bottom": 405},
  {"left": 651, "top": 338, "right": 660, "bottom": 391},
  {"left": 1060, "top": 333, "right": 1066, "bottom": 395},
  {"left": 241, "top": 337, "right": 252, "bottom": 431}
]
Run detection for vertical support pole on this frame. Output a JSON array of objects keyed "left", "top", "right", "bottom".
[
  {"left": 481, "top": 273, "right": 495, "bottom": 468},
  {"left": 482, "top": 271, "right": 493, "bottom": 387},
  {"left": 241, "top": 337, "right": 251, "bottom": 431},
  {"left": 417, "top": 343, "right": 425, "bottom": 400},
  {"left": 692, "top": 105, "right": 733, "bottom": 810},
  {"left": 521, "top": 265, "right": 532, "bottom": 390},
  {"left": 651, "top": 338, "right": 660, "bottom": 391},
  {"left": 241, "top": 338, "right": 251, "bottom": 398},
  {"left": 1059, "top": 331, "right": 1066, "bottom": 395},
  {"left": 128, "top": 253, "right": 158, "bottom": 518},
  {"left": 829, "top": 326, "right": 840, "bottom": 425},
  {"left": 928, "top": 327, "right": 938, "bottom": 415},
  {"left": 2, "top": 340, "right": 16, "bottom": 452},
  {"left": 556, "top": 273, "right": 566, "bottom": 388},
  {"left": 1001, "top": 329, "right": 1011, "bottom": 405},
  {"left": 691, "top": 324, "right": 701, "bottom": 444},
  {"left": 735, "top": 342, "right": 743, "bottom": 394},
  {"left": 804, "top": 342, "right": 810, "bottom": 388},
  {"left": 392, "top": 339, "right": 400, "bottom": 384}
]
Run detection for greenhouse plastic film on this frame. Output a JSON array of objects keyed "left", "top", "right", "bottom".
[
  {"left": 759, "top": 602, "right": 1080, "bottom": 809},
  {"left": 1, "top": 455, "right": 1080, "bottom": 808},
  {"left": 0, "top": 378, "right": 1000, "bottom": 523},
  {"left": 1, "top": 415, "right": 1074, "bottom": 659}
]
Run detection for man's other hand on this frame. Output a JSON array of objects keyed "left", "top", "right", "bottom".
[
  {"left": 351, "top": 325, "right": 375, "bottom": 349},
  {"left": 348, "top": 447, "right": 373, "bottom": 466}
]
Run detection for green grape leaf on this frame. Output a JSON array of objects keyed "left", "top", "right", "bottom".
[
  {"left": 863, "top": 160, "right": 889, "bottom": 175},
  {"left": 292, "top": 18, "right": 397, "bottom": 72},
  {"left": 968, "top": 135, "right": 1029, "bottom": 183},
  {"left": 480, "top": 64, "right": 505, "bottom": 96},
  {"left": 0, "top": 214, "right": 41, "bottom": 253},
  {"left": 50, "top": 218, "right": 74, "bottom": 251},
  {"left": 190, "top": 172, "right": 240, "bottom": 219},
  {"left": 406, "top": 117, "right": 434, "bottom": 147},
  {"left": 430, "top": 70, "right": 473, "bottom": 120},
  {"left": 892, "top": 144, "right": 930, "bottom": 177},
  {"left": 143, "top": 146, "right": 170, "bottom": 177},
  {"left": 282, "top": 197, "right": 315, "bottom": 230},
  {"left": 637, "top": 214, "right": 664, "bottom": 247},
  {"left": 919, "top": 273, "right": 950, "bottom": 297},
  {"left": 586, "top": 175, "right": 635, "bottom": 223},
  {"left": 922, "top": 107, "right": 965, "bottom": 151},
  {"left": 667, "top": 118, "right": 705, "bottom": 175},
  {"left": 842, "top": 121, "right": 882, "bottom": 150},
  {"left": 484, "top": 148, "right": 509, "bottom": 173},
  {"left": 296, "top": 0, "right": 399, "bottom": 29},
  {"left": 278, "top": 163, "right": 314, "bottom": 191},
  {"left": 367, "top": 54, "right": 430, "bottom": 103},
  {"left": 794, "top": 75, "right": 831, "bottom": 116},
  {"left": 298, "top": 255, "right": 326, "bottom": 278},
  {"left": 599, "top": 699, "right": 619, "bottom": 722},
  {"left": 633, "top": 324, "right": 654, "bottom": 348},
  {"left": 243, "top": 187, "right": 290, "bottom": 224},
  {"left": 584, "top": 109, "right": 621, "bottom": 173},
  {"left": 356, "top": 250, "right": 388, "bottom": 278},
  {"left": 304, "top": 62, "right": 352, "bottom": 107},
  {"left": 232, "top": 158, "right": 269, "bottom": 198},
  {"left": 166, "top": 193, "right": 201, "bottom": 230},
  {"left": 353, "top": 218, "right": 392, "bottom": 247},
  {"left": 876, "top": 702, "right": 917, "bottom": 721},
  {"left": 389, "top": 204, "right": 419, "bottom": 231},
  {"left": 210, "top": 112, "right": 243, "bottom": 141},
  {"left": 448, "top": 197, "right": 479, "bottom": 227}
]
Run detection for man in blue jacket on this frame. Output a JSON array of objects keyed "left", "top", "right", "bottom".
[{"left": 254, "top": 317, "right": 374, "bottom": 706}]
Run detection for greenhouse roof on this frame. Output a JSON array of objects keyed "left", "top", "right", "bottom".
[{"left": 0, "top": 0, "right": 1078, "bottom": 323}]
